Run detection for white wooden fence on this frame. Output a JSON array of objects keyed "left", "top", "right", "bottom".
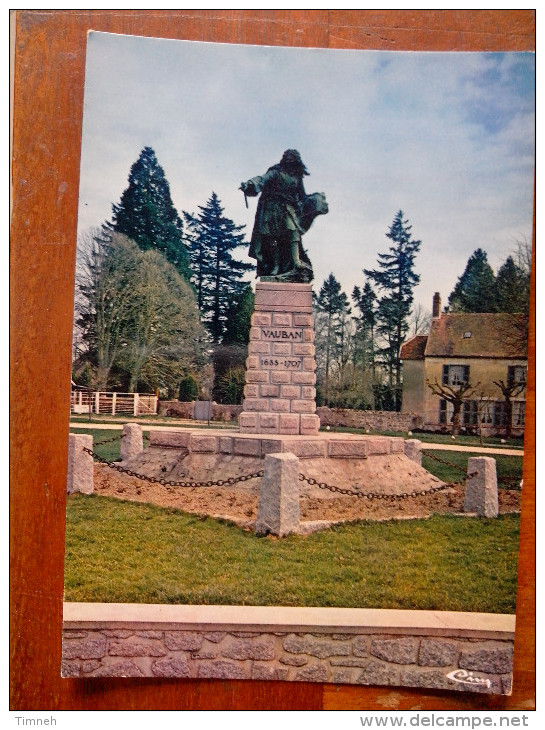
[{"left": 70, "top": 389, "right": 158, "bottom": 416}]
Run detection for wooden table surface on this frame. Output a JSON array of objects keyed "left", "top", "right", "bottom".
[{"left": 10, "top": 9, "right": 535, "bottom": 711}]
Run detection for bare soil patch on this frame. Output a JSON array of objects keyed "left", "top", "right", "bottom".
[{"left": 93, "top": 462, "right": 521, "bottom": 528}]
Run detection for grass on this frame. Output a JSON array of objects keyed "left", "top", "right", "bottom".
[
  {"left": 422, "top": 450, "right": 523, "bottom": 489},
  {"left": 321, "top": 426, "right": 524, "bottom": 449},
  {"left": 70, "top": 414, "right": 237, "bottom": 429},
  {"left": 64, "top": 494, "right": 520, "bottom": 613}
]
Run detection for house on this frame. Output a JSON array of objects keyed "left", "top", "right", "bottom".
[{"left": 400, "top": 293, "right": 527, "bottom": 434}]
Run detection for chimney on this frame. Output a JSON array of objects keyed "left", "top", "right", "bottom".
[{"left": 432, "top": 292, "right": 442, "bottom": 319}]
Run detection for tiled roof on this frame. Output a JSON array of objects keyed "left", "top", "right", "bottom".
[
  {"left": 424, "top": 313, "right": 527, "bottom": 359},
  {"left": 400, "top": 335, "right": 428, "bottom": 360}
]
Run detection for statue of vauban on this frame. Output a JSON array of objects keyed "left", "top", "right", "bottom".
[{"left": 240, "top": 150, "right": 328, "bottom": 283}]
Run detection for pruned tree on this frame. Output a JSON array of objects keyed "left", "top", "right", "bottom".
[
  {"left": 493, "top": 375, "right": 526, "bottom": 439},
  {"left": 426, "top": 378, "right": 482, "bottom": 435}
]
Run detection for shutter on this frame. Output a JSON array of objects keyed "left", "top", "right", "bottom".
[
  {"left": 507, "top": 366, "right": 515, "bottom": 384},
  {"left": 442, "top": 365, "right": 449, "bottom": 385},
  {"left": 463, "top": 365, "right": 470, "bottom": 383}
]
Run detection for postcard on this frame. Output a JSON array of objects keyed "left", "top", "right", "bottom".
[{"left": 63, "top": 32, "right": 534, "bottom": 693}]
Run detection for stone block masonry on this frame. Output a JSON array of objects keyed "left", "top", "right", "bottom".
[
  {"left": 239, "top": 282, "right": 320, "bottom": 435},
  {"left": 62, "top": 603, "right": 515, "bottom": 693}
]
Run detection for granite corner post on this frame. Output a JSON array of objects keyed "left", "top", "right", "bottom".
[{"left": 239, "top": 281, "right": 320, "bottom": 436}]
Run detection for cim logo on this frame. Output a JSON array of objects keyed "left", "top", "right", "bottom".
[{"left": 446, "top": 669, "right": 491, "bottom": 689}]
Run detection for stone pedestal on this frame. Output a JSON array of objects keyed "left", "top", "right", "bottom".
[{"left": 239, "top": 281, "right": 320, "bottom": 435}]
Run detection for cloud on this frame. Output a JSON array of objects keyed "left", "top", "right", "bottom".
[{"left": 77, "top": 34, "right": 535, "bottom": 311}]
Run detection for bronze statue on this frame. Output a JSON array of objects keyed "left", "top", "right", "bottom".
[{"left": 240, "top": 150, "right": 328, "bottom": 283}]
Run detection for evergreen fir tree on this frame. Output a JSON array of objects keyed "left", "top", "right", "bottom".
[
  {"left": 352, "top": 281, "right": 377, "bottom": 376},
  {"left": 448, "top": 248, "right": 497, "bottom": 313},
  {"left": 315, "top": 273, "right": 351, "bottom": 406},
  {"left": 184, "top": 192, "right": 253, "bottom": 343},
  {"left": 495, "top": 255, "right": 527, "bottom": 313},
  {"left": 364, "top": 210, "right": 421, "bottom": 410},
  {"left": 109, "top": 147, "right": 190, "bottom": 280}
]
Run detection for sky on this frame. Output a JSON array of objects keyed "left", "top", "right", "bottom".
[{"left": 77, "top": 32, "right": 535, "bottom": 315}]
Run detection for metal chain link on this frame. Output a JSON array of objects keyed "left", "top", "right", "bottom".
[
  {"left": 84, "top": 443, "right": 494, "bottom": 499},
  {"left": 93, "top": 433, "right": 124, "bottom": 446},
  {"left": 84, "top": 447, "right": 263, "bottom": 488},
  {"left": 421, "top": 449, "right": 468, "bottom": 475},
  {"left": 298, "top": 473, "right": 456, "bottom": 500}
]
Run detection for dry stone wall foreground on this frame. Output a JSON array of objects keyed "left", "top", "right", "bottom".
[{"left": 62, "top": 606, "right": 514, "bottom": 694}]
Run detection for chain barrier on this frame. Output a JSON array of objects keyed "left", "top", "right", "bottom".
[
  {"left": 298, "top": 473, "right": 455, "bottom": 500},
  {"left": 93, "top": 433, "right": 124, "bottom": 447},
  {"left": 85, "top": 442, "right": 505, "bottom": 499},
  {"left": 421, "top": 449, "right": 468, "bottom": 475},
  {"left": 84, "top": 446, "right": 263, "bottom": 488}
]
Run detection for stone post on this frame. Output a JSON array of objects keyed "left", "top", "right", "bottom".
[
  {"left": 120, "top": 423, "right": 143, "bottom": 462},
  {"left": 67, "top": 433, "right": 94, "bottom": 495},
  {"left": 256, "top": 452, "right": 300, "bottom": 537},
  {"left": 464, "top": 456, "right": 499, "bottom": 517},
  {"left": 404, "top": 439, "right": 422, "bottom": 465}
]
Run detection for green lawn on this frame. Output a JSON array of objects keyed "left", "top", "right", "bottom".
[
  {"left": 64, "top": 495, "right": 519, "bottom": 613},
  {"left": 321, "top": 426, "right": 524, "bottom": 450},
  {"left": 422, "top": 450, "right": 522, "bottom": 489}
]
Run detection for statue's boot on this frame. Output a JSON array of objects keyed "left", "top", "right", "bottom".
[
  {"left": 270, "top": 248, "right": 280, "bottom": 276},
  {"left": 290, "top": 241, "right": 311, "bottom": 271}
]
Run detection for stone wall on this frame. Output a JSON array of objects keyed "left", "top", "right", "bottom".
[
  {"left": 158, "top": 401, "right": 422, "bottom": 431},
  {"left": 62, "top": 604, "right": 514, "bottom": 694},
  {"left": 317, "top": 407, "right": 423, "bottom": 431},
  {"left": 158, "top": 401, "right": 243, "bottom": 422}
]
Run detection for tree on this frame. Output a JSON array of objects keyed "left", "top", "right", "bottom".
[
  {"left": 75, "top": 231, "right": 140, "bottom": 390},
  {"left": 410, "top": 303, "right": 431, "bottom": 336},
  {"left": 222, "top": 283, "right": 254, "bottom": 347},
  {"left": 117, "top": 249, "right": 206, "bottom": 395},
  {"left": 184, "top": 193, "right": 253, "bottom": 343},
  {"left": 448, "top": 248, "right": 497, "bottom": 313},
  {"left": 314, "top": 273, "right": 351, "bottom": 406},
  {"left": 364, "top": 211, "right": 421, "bottom": 410},
  {"left": 493, "top": 374, "right": 526, "bottom": 439},
  {"left": 212, "top": 284, "right": 255, "bottom": 402},
  {"left": 352, "top": 281, "right": 377, "bottom": 374},
  {"left": 426, "top": 377, "right": 482, "bottom": 436},
  {"left": 109, "top": 147, "right": 191, "bottom": 280},
  {"left": 74, "top": 229, "right": 206, "bottom": 396},
  {"left": 495, "top": 255, "right": 527, "bottom": 314}
]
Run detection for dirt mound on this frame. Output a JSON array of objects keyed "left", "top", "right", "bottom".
[{"left": 92, "top": 462, "right": 521, "bottom": 529}]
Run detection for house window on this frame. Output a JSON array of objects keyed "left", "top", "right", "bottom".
[
  {"left": 463, "top": 400, "right": 479, "bottom": 426},
  {"left": 513, "top": 401, "right": 526, "bottom": 426},
  {"left": 442, "top": 364, "right": 470, "bottom": 386},
  {"left": 493, "top": 401, "right": 508, "bottom": 427},
  {"left": 479, "top": 401, "right": 493, "bottom": 425},
  {"left": 507, "top": 365, "right": 527, "bottom": 385}
]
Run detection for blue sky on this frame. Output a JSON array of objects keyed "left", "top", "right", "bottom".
[{"left": 77, "top": 33, "right": 535, "bottom": 315}]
